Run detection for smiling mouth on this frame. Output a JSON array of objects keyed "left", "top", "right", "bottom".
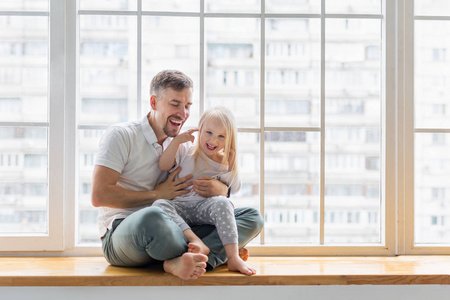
[
  {"left": 169, "top": 117, "right": 183, "bottom": 127},
  {"left": 206, "top": 143, "right": 217, "bottom": 151}
]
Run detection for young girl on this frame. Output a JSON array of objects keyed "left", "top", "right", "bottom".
[{"left": 153, "top": 106, "right": 256, "bottom": 276}]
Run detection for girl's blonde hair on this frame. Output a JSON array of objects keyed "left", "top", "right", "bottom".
[{"left": 193, "top": 106, "right": 238, "bottom": 184}]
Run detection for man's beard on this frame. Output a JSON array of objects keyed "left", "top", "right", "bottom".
[
  {"left": 162, "top": 119, "right": 183, "bottom": 137},
  {"left": 163, "top": 126, "right": 177, "bottom": 137}
]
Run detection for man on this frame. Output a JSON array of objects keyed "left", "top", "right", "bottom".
[{"left": 91, "top": 70, "right": 264, "bottom": 280}]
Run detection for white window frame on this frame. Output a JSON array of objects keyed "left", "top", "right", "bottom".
[
  {"left": 402, "top": 0, "right": 450, "bottom": 255},
  {"left": 69, "top": 0, "right": 396, "bottom": 256},
  {"left": 0, "top": 0, "right": 65, "bottom": 251}
]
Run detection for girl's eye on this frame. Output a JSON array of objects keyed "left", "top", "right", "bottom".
[
  {"left": 206, "top": 131, "right": 212, "bottom": 135},
  {"left": 219, "top": 135, "right": 225, "bottom": 139}
]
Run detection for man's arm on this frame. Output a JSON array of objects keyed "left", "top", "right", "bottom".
[{"left": 91, "top": 165, "right": 193, "bottom": 209}]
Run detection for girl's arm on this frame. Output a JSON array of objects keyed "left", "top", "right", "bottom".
[
  {"left": 159, "top": 128, "right": 198, "bottom": 171},
  {"left": 159, "top": 139, "right": 181, "bottom": 171},
  {"left": 228, "top": 171, "right": 242, "bottom": 194},
  {"left": 227, "top": 148, "right": 241, "bottom": 194},
  {"left": 227, "top": 148, "right": 236, "bottom": 172}
]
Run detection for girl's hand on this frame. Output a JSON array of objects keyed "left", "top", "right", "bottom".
[
  {"left": 174, "top": 128, "right": 198, "bottom": 144},
  {"left": 193, "top": 177, "right": 228, "bottom": 198}
]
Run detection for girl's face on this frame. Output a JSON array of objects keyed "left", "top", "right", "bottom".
[{"left": 199, "top": 117, "right": 227, "bottom": 161}]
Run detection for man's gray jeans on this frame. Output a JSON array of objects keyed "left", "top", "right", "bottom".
[{"left": 101, "top": 206, "right": 264, "bottom": 270}]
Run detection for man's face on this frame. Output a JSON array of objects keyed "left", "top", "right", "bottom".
[{"left": 152, "top": 87, "right": 192, "bottom": 138}]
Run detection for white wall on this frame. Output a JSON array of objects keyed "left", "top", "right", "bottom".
[{"left": 2, "top": 285, "right": 450, "bottom": 300}]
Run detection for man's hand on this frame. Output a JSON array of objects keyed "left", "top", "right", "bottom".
[
  {"left": 193, "top": 177, "right": 228, "bottom": 198},
  {"left": 154, "top": 167, "right": 193, "bottom": 200}
]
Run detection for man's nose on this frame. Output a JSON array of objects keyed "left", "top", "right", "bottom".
[{"left": 178, "top": 106, "right": 187, "bottom": 119}]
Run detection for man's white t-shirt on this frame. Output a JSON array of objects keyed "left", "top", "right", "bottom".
[{"left": 95, "top": 115, "right": 172, "bottom": 237}]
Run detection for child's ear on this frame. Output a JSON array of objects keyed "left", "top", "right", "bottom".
[{"left": 150, "top": 95, "right": 157, "bottom": 110}]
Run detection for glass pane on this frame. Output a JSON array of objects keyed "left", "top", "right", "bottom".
[
  {"left": 0, "top": 0, "right": 48, "bottom": 11},
  {"left": 77, "top": 129, "right": 104, "bottom": 245},
  {"left": 415, "top": 21, "right": 450, "bottom": 129},
  {"left": 324, "top": 128, "right": 381, "bottom": 243},
  {"left": 415, "top": 0, "right": 450, "bottom": 16},
  {"left": 234, "top": 132, "right": 261, "bottom": 245},
  {"left": 0, "top": 16, "right": 48, "bottom": 123},
  {"left": 415, "top": 133, "right": 450, "bottom": 245},
  {"left": 0, "top": 127, "right": 48, "bottom": 235},
  {"left": 141, "top": 16, "right": 200, "bottom": 127},
  {"left": 324, "top": 19, "right": 382, "bottom": 243},
  {"left": 264, "top": 132, "right": 320, "bottom": 245},
  {"left": 79, "top": 15, "right": 137, "bottom": 126},
  {"left": 142, "top": 0, "right": 200, "bottom": 12},
  {"left": 205, "top": 18, "right": 260, "bottom": 128},
  {"left": 326, "top": 0, "right": 381, "bottom": 14},
  {"left": 79, "top": 0, "right": 137, "bottom": 11},
  {"left": 326, "top": 19, "right": 381, "bottom": 99},
  {"left": 265, "top": 0, "right": 320, "bottom": 14},
  {"left": 205, "top": 0, "right": 260, "bottom": 13},
  {"left": 265, "top": 19, "right": 321, "bottom": 128},
  {"left": 325, "top": 19, "right": 381, "bottom": 122}
]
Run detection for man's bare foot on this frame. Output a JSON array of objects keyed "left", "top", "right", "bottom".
[
  {"left": 239, "top": 248, "right": 249, "bottom": 261},
  {"left": 163, "top": 252, "right": 208, "bottom": 280},
  {"left": 227, "top": 255, "right": 256, "bottom": 276},
  {"left": 188, "top": 242, "right": 210, "bottom": 256}
]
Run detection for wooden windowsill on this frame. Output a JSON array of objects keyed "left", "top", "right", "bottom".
[{"left": 1, "top": 256, "right": 450, "bottom": 286}]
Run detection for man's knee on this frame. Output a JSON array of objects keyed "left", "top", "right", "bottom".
[
  {"left": 129, "top": 206, "right": 186, "bottom": 243},
  {"left": 235, "top": 207, "right": 264, "bottom": 234},
  {"left": 113, "top": 206, "right": 187, "bottom": 262},
  {"left": 131, "top": 206, "right": 170, "bottom": 233},
  {"left": 248, "top": 207, "right": 264, "bottom": 232}
]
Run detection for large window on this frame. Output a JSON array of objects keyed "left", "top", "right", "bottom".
[
  {"left": 0, "top": 0, "right": 449, "bottom": 255},
  {"left": 0, "top": 0, "right": 65, "bottom": 251},
  {"left": 409, "top": 0, "right": 450, "bottom": 252},
  {"left": 75, "top": 0, "right": 387, "bottom": 254}
]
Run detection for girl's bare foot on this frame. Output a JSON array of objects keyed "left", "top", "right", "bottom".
[
  {"left": 239, "top": 248, "right": 249, "bottom": 261},
  {"left": 188, "top": 242, "right": 210, "bottom": 256},
  {"left": 227, "top": 255, "right": 256, "bottom": 276},
  {"left": 163, "top": 252, "right": 208, "bottom": 280}
]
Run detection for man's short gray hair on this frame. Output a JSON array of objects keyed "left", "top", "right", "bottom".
[{"left": 150, "top": 70, "right": 193, "bottom": 98}]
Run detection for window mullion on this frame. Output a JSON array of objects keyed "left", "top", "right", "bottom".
[
  {"left": 137, "top": 0, "right": 142, "bottom": 118},
  {"left": 319, "top": 0, "right": 326, "bottom": 245},
  {"left": 259, "top": 0, "right": 266, "bottom": 245},
  {"left": 395, "top": 0, "right": 406, "bottom": 255},
  {"left": 383, "top": 0, "right": 398, "bottom": 255},
  {"left": 200, "top": 0, "right": 205, "bottom": 114},
  {"left": 403, "top": 0, "right": 415, "bottom": 254},
  {"left": 63, "top": 0, "right": 78, "bottom": 250},
  {"left": 47, "top": 0, "right": 66, "bottom": 250}
]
